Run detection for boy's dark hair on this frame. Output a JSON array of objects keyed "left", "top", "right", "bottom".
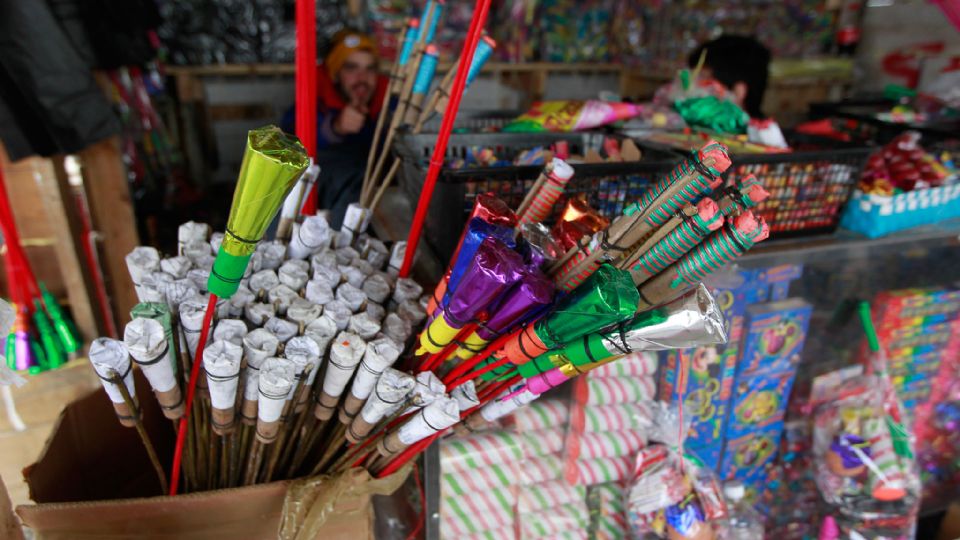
[{"left": 689, "top": 35, "right": 771, "bottom": 118}]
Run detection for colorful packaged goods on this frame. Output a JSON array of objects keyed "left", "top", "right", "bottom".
[
  {"left": 626, "top": 405, "right": 728, "bottom": 540},
  {"left": 503, "top": 100, "right": 643, "bottom": 133},
  {"left": 842, "top": 131, "right": 960, "bottom": 237},
  {"left": 811, "top": 374, "right": 920, "bottom": 540}
]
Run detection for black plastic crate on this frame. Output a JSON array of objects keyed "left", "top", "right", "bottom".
[
  {"left": 395, "top": 131, "right": 674, "bottom": 261},
  {"left": 636, "top": 137, "right": 872, "bottom": 237}
]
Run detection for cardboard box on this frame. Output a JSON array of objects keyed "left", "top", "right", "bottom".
[
  {"left": 734, "top": 299, "right": 812, "bottom": 378},
  {"left": 15, "top": 373, "right": 410, "bottom": 539}
]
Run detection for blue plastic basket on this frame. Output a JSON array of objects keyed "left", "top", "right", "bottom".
[{"left": 840, "top": 184, "right": 960, "bottom": 238}]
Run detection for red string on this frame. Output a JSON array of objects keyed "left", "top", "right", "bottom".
[
  {"left": 398, "top": 0, "right": 492, "bottom": 277},
  {"left": 168, "top": 293, "right": 218, "bottom": 495}
]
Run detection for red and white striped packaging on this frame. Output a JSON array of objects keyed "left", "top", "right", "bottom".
[
  {"left": 518, "top": 480, "right": 587, "bottom": 513},
  {"left": 582, "top": 402, "right": 654, "bottom": 433},
  {"left": 574, "top": 456, "right": 634, "bottom": 485},
  {"left": 586, "top": 376, "right": 656, "bottom": 406},
  {"left": 578, "top": 430, "right": 647, "bottom": 460},
  {"left": 522, "top": 428, "right": 567, "bottom": 457},
  {"left": 442, "top": 460, "right": 521, "bottom": 495},
  {"left": 591, "top": 482, "right": 629, "bottom": 540},
  {"left": 440, "top": 431, "right": 524, "bottom": 475},
  {"left": 521, "top": 453, "right": 567, "bottom": 484},
  {"left": 518, "top": 501, "right": 589, "bottom": 539},
  {"left": 588, "top": 351, "right": 658, "bottom": 378},
  {"left": 440, "top": 501, "right": 514, "bottom": 539},
  {"left": 458, "top": 525, "right": 516, "bottom": 540},
  {"left": 441, "top": 488, "right": 516, "bottom": 534},
  {"left": 509, "top": 399, "right": 569, "bottom": 431}
]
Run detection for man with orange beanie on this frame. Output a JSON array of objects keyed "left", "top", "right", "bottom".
[{"left": 281, "top": 30, "right": 388, "bottom": 225}]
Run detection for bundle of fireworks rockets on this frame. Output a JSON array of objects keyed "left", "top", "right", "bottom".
[{"left": 86, "top": 126, "right": 768, "bottom": 494}]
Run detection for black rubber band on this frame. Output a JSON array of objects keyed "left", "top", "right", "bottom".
[
  {"left": 132, "top": 342, "right": 170, "bottom": 367},
  {"left": 97, "top": 362, "right": 132, "bottom": 383},
  {"left": 225, "top": 228, "right": 259, "bottom": 245},
  {"left": 160, "top": 393, "right": 185, "bottom": 411}
]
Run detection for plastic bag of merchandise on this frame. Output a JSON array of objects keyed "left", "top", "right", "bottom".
[
  {"left": 626, "top": 403, "right": 728, "bottom": 540},
  {"left": 812, "top": 373, "right": 920, "bottom": 539}
]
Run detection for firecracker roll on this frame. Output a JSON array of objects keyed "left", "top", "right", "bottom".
[
  {"left": 375, "top": 396, "right": 460, "bottom": 461},
  {"left": 204, "top": 340, "right": 243, "bottom": 434},
  {"left": 440, "top": 430, "right": 525, "bottom": 474},
  {"left": 462, "top": 383, "right": 541, "bottom": 432},
  {"left": 125, "top": 246, "right": 160, "bottom": 302},
  {"left": 287, "top": 298, "right": 322, "bottom": 330},
  {"left": 590, "top": 351, "right": 658, "bottom": 378},
  {"left": 583, "top": 402, "right": 654, "bottom": 433},
  {"left": 89, "top": 338, "right": 137, "bottom": 427},
  {"left": 340, "top": 337, "right": 401, "bottom": 423},
  {"left": 636, "top": 212, "right": 769, "bottom": 310},
  {"left": 278, "top": 260, "right": 309, "bottom": 291},
  {"left": 284, "top": 335, "right": 322, "bottom": 411},
  {"left": 511, "top": 399, "right": 570, "bottom": 431},
  {"left": 287, "top": 215, "right": 331, "bottom": 260},
  {"left": 245, "top": 301, "right": 276, "bottom": 327},
  {"left": 304, "top": 315, "right": 338, "bottom": 353},
  {"left": 160, "top": 255, "right": 191, "bottom": 279},
  {"left": 518, "top": 501, "right": 590, "bottom": 538},
  {"left": 416, "top": 238, "right": 523, "bottom": 355},
  {"left": 264, "top": 317, "right": 297, "bottom": 343},
  {"left": 629, "top": 198, "right": 724, "bottom": 285},
  {"left": 578, "top": 430, "right": 647, "bottom": 460},
  {"left": 240, "top": 328, "right": 280, "bottom": 424},
  {"left": 518, "top": 480, "right": 587, "bottom": 512},
  {"left": 256, "top": 357, "right": 295, "bottom": 443},
  {"left": 123, "top": 318, "right": 184, "bottom": 420},
  {"left": 575, "top": 456, "right": 634, "bottom": 486},
  {"left": 347, "top": 367, "right": 416, "bottom": 443},
  {"left": 212, "top": 318, "right": 248, "bottom": 346},
  {"left": 315, "top": 331, "right": 366, "bottom": 420},
  {"left": 516, "top": 157, "right": 576, "bottom": 225}
]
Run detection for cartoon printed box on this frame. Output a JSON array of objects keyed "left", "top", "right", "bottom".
[{"left": 724, "top": 299, "right": 811, "bottom": 441}]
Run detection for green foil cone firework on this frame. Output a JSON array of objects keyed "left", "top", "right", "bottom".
[
  {"left": 496, "top": 265, "right": 639, "bottom": 369},
  {"left": 32, "top": 300, "right": 64, "bottom": 369},
  {"left": 209, "top": 126, "right": 309, "bottom": 298},
  {"left": 518, "top": 284, "right": 726, "bottom": 382}
]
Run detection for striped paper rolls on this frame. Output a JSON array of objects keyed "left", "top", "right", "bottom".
[
  {"left": 588, "top": 351, "right": 658, "bottom": 378},
  {"left": 586, "top": 376, "right": 656, "bottom": 406},
  {"left": 518, "top": 480, "right": 587, "bottom": 513},
  {"left": 518, "top": 501, "right": 589, "bottom": 538},
  {"left": 440, "top": 431, "right": 525, "bottom": 475},
  {"left": 583, "top": 402, "right": 654, "bottom": 433},
  {"left": 574, "top": 456, "right": 634, "bottom": 485},
  {"left": 578, "top": 430, "right": 647, "bottom": 460},
  {"left": 441, "top": 489, "right": 516, "bottom": 536},
  {"left": 510, "top": 399, "right": 569, "bottom": 431}
]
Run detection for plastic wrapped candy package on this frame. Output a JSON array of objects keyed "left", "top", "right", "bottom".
[
  {"left": 812, "top": 374, "right": 920, "bottom": 538},
  {"left": 627, "top": 403, "right": 727, "bottom": 540}
]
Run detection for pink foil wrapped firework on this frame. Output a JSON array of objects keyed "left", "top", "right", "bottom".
[{"left": 504, "top": 100, "right": 644, "bottom": 132}]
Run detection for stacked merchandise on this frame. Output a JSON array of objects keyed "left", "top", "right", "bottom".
[
  {"left": 658, "top": 265, "right": 807, "bottom": 478},
  {"left": 439, "top": 399, "right": 590, "bottom": 539},
  {"left": 719, "top": 297, "right": 812, "bottom": 501},
  {"left": 867, "top": 287, "right": 960, "bottom": 498},
  {"left": 588, "top": 482, "right": 629, "bottom": 540},
  {"left": 565, "top": 352, "right": 657, "bottom": 488}
]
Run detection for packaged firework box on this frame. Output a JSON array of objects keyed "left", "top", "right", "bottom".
[{"left": 658, "top": 269, "right": 762, "bottom": 469}]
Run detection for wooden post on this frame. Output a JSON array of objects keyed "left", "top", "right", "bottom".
[{"left": 77, "top": 137, "right": 140, "bottom": 330}]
